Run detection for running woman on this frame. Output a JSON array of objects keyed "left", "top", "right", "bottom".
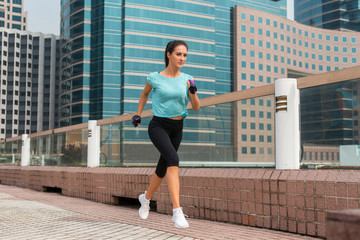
[{"left": 132, "top": 40, "right": 200, "bottom": 228}]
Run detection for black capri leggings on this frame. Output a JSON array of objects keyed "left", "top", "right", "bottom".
[{"left": 148, "top": 116, "right": 183, "bottom": 178}]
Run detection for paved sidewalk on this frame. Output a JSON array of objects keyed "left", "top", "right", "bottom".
[{"left": 0, "top": 184, "right": 320, "bottom": 240}]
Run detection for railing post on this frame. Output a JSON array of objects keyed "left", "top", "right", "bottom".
[
  {"left": 275, "top": 78, "right": 300, "bottom": 169},
  {"left": 87, "top": 120, "right": 100, "bottom": 167},
  {"left": 21, "top": 134, "right": 30, "bottom": 166}
]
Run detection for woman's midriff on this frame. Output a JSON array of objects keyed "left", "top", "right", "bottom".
[{"left": 167, "top": 115, "right": 183, "bottom": 120}]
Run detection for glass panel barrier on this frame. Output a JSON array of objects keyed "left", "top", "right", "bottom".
[
  {"left": 0, "top": 140, "right": 21, "bottom": 165},
  {"left": 300, "top": 79, "right": 360, "bottom": 168},
  {"left": 30, "top": 129, "right": 88, "bottom": 166},
  {"left": 100, "top": 95, "right": 275, "bottom": 167}
]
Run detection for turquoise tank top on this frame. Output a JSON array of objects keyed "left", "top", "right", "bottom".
[{"left": 147, "top": 72, "right": 191, "bottom": 118}]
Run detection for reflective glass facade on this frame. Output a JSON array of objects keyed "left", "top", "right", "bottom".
[
  {"left": 59, "top": 0, "right": 286, "bottom": 127},
  {"left": 295, "top": 0, "right": 360, "bottom": 32},
  {"left": 59, "top": 0, "right": 286, "bottom": 165}
]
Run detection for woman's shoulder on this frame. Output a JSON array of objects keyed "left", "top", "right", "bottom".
[
  {"left": 147, "top": 72, "right": 160, "bottom": 79},
  {"left": 181, "top": 72, "right": 193, "bottom": 80}
]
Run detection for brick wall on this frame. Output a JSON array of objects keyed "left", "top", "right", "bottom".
[{"left": 0, "top": 166, "right": 359, "bottom": 238}]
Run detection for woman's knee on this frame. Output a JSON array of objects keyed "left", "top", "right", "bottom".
[{"left": 155, "top": 167, "right": 167, "bottom": 178}]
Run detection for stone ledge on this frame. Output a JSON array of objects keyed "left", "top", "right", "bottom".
[{"left": 326, "top": 209, "right": 360, "bottom": 240}]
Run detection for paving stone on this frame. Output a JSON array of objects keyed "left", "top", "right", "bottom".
[{"left": 0, "top": 184, "right": 319, "bottom": 240}]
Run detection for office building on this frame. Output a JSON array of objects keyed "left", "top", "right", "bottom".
[
  {"left": 295, "top": 0, "right": 360, "bottom": 32},
  {"left": 0, "top": 28, "right": 60, "bottom": 139},
  {"left": 234, "top": 5, "right": 360, "bottom": 163},
  {"left": 0, "top": 0, "right": 27, "bottom": 30}
]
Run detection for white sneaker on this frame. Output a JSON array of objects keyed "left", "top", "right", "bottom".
[
  {"left": 138, "top": 192, "right": 150, "bottom": 219},
  {"left": 172, "top": 208, "right": 189, "bottom": 228}
]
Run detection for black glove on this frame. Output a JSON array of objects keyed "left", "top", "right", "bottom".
[
  {"left": 132, "top": 115, "right": 141, "bottom": 127},
  {"left": 189, "top": 80, "right": 197, "bottom": 94}
]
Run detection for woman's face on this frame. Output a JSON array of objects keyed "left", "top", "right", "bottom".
[{"left": 167, "top": 45, "right": 188, "bottom": 68}]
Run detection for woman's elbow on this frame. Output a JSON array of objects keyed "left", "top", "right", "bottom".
[{"left": 193, "top": 105, "right": 200, "bottom": 111}]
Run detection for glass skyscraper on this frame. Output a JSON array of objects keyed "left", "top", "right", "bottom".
[
  {"left": 295, "top": 0, "right": 360, "bottom": 32},
  {"left": 59, "top": 0, "right": 286, "bottom": 127},
  {"left": 59, "top": 0, "right": 286, "bottom": 164}
]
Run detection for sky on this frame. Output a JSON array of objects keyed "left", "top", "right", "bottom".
[
  {"left": 23, "top": 0, "right": 61, "bottom": 35},
  {"left": 22, "top": 0, "right": 294, "bottom": 36}
]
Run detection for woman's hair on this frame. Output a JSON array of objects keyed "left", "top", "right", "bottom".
[{"left": 164, "top": 40, "right": 189, "bottom": 67}]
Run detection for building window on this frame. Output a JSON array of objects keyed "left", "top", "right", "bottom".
[
  {"left": 259, "top": 123, "right": 264, "bottom": 130},
  {"left": 241, "top": 73, "right": 246, "bottom": 80},
  {"left": 242, "top": 134, "right": 247, "bottom": 141},
  {"left": 250, "top": 111, "right": 255, "bottom": 117},
  {"left": 267, "top": 136, "right": 272, "bottom": 143},
  {"left": 342, "top": 37, "right": 347, "bottom": 43},
  {"left": 250, "top": 50, "right": 255, "bottom": 57},
  {"left": 242, "top": 147, "right": 247, "bottom": 154},
  {"left": 241, "top": 122, "right": 247, "bottom": 129},
  {"left": 251, "top": 147, "right": 256, "bottom": 154},
  {"left": 250, "top": 122, "right": 255, "bottom": 129}
]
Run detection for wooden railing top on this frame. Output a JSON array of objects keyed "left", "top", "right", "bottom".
[{"left": 297, "top": 65, "right": 360, "bottom": 89}]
